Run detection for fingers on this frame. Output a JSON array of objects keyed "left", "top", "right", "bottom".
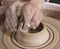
[
  {"left": 1, "top": 0, "right": 18, "bottom": 5},
  {"left": 30, "top": 9, "right": 43, "bottom": 29},
  {"left": 4, "top": 2, "right": 19, "bottom": 32},
  {"left": 16, "top": 1, "right": 27, "bottom": 17},
  {"left": 23, "top": 4, "right": 35, "bottom": 32},
  {"left": 23, "top": 4, "right": 35, "bottom": 27},
  {"left": 22, "top": 4, "right": 43, "bottom": 32},
  {"left": 23, "top": 4, "right": 43, "bottom": 29},
  {"left": 4, "top": 7, "right": 18, "bottom": 32},
  {"left": 4, "top": 1, "right": 28, "bottom": 32},
  {"left": 23, "top": 24, "right": 29, "bottom": 32}
]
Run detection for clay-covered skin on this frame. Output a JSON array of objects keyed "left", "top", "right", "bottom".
[
  {"left": 4, "top": 1, "right": 28, "bottom": 32},
  {"left": 23, "top": 3, "right": 44, "bottom": 32},
  {"left": 23, "top": 0, "right": 44, "bottom": 32},
  {"left": 0, "top": 0, "right": 29, "bottom": 16},
  {"left": 1, "top": 0, "right": 18, "bottom": 5},
  {"left": 0, "top": 0, "right": 15, "bottom": 16},
  {"left": 4, "top": 0, "right": 45, "bottom": 32},
  {"left": 1, "top": 0, "right": 30, "bottom": 5},
  {"left": 30, "top": 0, "right": 45, "bottom": 9}
]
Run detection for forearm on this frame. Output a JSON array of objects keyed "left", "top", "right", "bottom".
[
  {"left": 1, "top": 0, "right": 28, "bottom": 6},
  {"left": 30, "top": 0, "right": 45, "bottom": 9}
]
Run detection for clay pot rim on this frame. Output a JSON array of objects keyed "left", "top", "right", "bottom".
[{"left": 19, "top": 22, "right": 46, "bottom": 35}]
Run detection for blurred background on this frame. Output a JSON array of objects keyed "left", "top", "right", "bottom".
[
  {"left": 43, "top": 0, "right": 60, "bottom": 20},
  {"left": 45, "top": 0, "right": 60, "bottom": 4}
]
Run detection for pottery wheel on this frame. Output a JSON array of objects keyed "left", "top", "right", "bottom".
[{"left": 0, "top": 16, "right": 60, "bottom": 49}]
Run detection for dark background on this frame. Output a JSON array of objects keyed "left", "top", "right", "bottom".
[
  {"left": 45, "top": 0, "right": 60, "bottom": 4},
  {"left": 49, "top": 0, "right": 60, "bottom": 4}
]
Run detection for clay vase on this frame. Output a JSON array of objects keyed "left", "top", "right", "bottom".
[{"left": 16, "top": 23, "right": 49, "bottom": 46}]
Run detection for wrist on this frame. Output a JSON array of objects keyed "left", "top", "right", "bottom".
[{"left": 30, "top": 0, "right": 45, "bottom": 9}]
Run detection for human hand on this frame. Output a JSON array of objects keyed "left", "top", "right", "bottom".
[
  {"left": 23, "top": 3, "right": 43, "bottom": 32},
  {"left": 4, "top": 1, "right": 27, "bottom": 32}
]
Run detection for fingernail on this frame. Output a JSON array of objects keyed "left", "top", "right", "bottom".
[
  {"left": 26, "top": 24, "right": 31, "bottom": 27},
  {"left": 33, "top": 26, "right": 36, "bottom": 29}
]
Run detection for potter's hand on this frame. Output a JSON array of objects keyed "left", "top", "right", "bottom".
[
  {"left": 0, "top": 0, "right": 18, "bottom": 16},
  {"left": 4, "top": 1, "right": 27, "bottom": 32},
  {"left": 23, "top": 3, "right": 43, "bottom": 32}
]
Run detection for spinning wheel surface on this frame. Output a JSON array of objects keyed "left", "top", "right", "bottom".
[{"left": 0, "top": 16, "right": 60, "bottom": 49}]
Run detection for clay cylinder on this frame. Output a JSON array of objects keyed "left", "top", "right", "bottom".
[{"left": 16, "top": 23, "right": 49, "bottom": 46}]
